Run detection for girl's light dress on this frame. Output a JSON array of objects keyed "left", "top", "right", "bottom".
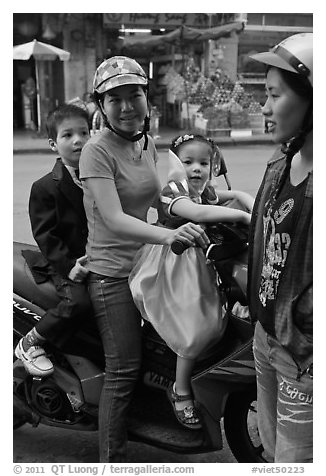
[{"left": 129, "top": 179, "right": 227, "bottom": 359}]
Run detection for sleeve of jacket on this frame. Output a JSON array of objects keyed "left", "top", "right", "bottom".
[{"left": 28, "top": 180, "right": 76, "bottom": 278}]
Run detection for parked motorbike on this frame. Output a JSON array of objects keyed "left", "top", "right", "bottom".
[{"left": 13, "top": 220, "right": 267, "bottom": 462}]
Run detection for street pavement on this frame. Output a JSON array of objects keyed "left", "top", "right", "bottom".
[{"left": 13, "top": 126, "right": 272, "bottom": 154}]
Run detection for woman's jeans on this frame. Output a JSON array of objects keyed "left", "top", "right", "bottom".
[
  {"left": 253, "top": 321, "right": 313, "bottom": 463},
  {"left": 88, "top": 273, "right": 142, "bottom": 462}
]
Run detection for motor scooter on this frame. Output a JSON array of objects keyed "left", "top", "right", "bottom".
[{"left": 13, "top": 222, "right": 267, "bottom": 463}]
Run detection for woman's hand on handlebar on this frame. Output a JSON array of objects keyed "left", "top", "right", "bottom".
[
  {"left": 240, "top": 211, "right": 252, "bottom": 226},
  {"left": 166, "top": 222, "right": 209, "bottom": 249}
]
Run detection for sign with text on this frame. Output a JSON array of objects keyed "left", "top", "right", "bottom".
[{"left": 103, "top": 13, "right": 235, "bottom": 29}]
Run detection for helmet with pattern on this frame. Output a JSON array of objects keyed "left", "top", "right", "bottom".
[
  {"left": 250, "top": 33, "right": 313, "bottom": 86},
  {"left": 93, "top": 56, "right": 148, "bottom": 94}
]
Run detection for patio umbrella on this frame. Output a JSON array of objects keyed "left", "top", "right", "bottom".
[{"left": 13, "top": 39, "right": 71, "bottom": 131}]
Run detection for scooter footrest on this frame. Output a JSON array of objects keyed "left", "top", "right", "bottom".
[{"left": 127, "top": 385, "right": 216, "bottom": 453}]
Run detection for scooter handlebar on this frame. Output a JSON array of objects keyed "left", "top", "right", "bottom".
[
  {"left": 171, "top": 223, "right": 249, "bottom": 257},
  {"left": 171, "top": 240, "right": 190, "bottom": 255}
]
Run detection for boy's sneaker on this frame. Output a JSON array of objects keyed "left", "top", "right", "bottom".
[{"left": 15, "top": 338, "right": 54, "bottom": 377}]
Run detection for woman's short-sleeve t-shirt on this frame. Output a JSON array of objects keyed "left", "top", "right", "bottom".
[{"left": 79, "top": 129, "right": 161, "bottom": 277}]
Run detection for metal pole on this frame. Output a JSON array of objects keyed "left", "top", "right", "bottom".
[{"left": 35, "top": 60, "right": 42, "bottom": 133}]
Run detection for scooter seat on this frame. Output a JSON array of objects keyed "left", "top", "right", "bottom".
[{"left": 13, "top": 242, "right": 59, "bottom": 311}]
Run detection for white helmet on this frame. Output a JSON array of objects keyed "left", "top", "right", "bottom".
[{"left": 250, "top": 33, "right": 313, "bottom": 86}]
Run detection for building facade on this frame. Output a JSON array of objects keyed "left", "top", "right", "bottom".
[{"left": 13, "top": 13, "right": 312, "bottom": 131}]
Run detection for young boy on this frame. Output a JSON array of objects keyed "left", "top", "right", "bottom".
[{"left": 15, "top": 103, "right": 92, "bottom": 377}]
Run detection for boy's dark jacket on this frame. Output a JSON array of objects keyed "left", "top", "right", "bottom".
[{"left": 27, "top": 158, "right": 88, "bottom": 280}]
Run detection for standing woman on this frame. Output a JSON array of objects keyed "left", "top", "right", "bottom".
[
  {"left": 79, "top": 56, "right": 208, "bottom": 462},
  {"left": 248, "top": 33, "right": 313, "bottom": 462}
]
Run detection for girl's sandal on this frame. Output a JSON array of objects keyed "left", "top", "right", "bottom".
[{"left": 166, "top": 383, "right": 202, "bottom": 430}]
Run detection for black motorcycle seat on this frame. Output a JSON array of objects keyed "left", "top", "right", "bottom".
[{"left": 13, "top": 242, "right": 59, "bottom": 311}]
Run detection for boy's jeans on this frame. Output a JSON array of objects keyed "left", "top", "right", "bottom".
[
  {"left": 253, "top": 321, "right": 313, "bottom": 463},
  {"left": 88, "top": 273, "right": 142, "bottom": 462}
]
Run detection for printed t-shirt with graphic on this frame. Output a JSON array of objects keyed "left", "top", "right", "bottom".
[{"left": 258, "top": 174, "right": 308, "bottom": 335}]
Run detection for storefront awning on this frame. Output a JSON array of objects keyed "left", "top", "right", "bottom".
[{"left": 120, "top": 22, "right": 245, "bottom": 50}]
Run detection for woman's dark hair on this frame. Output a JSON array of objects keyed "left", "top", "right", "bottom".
[
  {"left": 277, "top": 68, "right": 312, "bottom": 102},
  {"left": 267, "top": 66, "right": 313, "bottom": 160}
]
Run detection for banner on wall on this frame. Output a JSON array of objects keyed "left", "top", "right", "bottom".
[{"left": 103, "top": 13, "right": 236, "bottom": 29}]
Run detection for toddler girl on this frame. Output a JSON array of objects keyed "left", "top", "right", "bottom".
[{"left": 129, "top": 134, "right": 252, "bottom": 430}]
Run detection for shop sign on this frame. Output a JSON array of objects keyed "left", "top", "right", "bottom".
[{"left": 103, "top": 13, "right": 226, "bottom": 28}]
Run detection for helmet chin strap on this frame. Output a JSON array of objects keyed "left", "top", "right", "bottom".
[
  {"left": 99, "top": 97, "right": 150, "bottom": 150},
  {"left": 106, "top": 121, "right": 145, "bottom": 143}
]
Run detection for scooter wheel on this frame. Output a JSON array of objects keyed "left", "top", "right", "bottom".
[
  {"left": 13, "top": 333, "right": 28, "bottom": 430},
  {"left": 13, "top": 411, "right": 27, "bottom": 430},
  {"left": 224, "top": 386, "right": 269, "bottom": 463}
]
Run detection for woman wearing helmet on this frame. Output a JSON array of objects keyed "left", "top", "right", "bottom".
[
  {"left": 248, "top": 33, "right": 313, "bottom": 462},
  {"left": 79, "top": 56, "right": 208, "bottom": 462}
]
